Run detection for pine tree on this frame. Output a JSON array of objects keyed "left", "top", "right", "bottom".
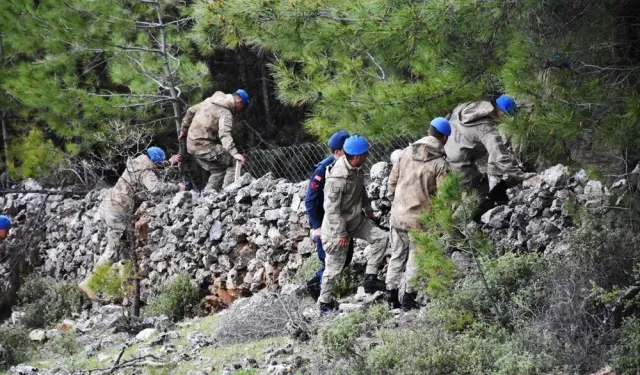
[
  {"left": 191, "top": 0, "right": 640, "bottom": 170},
  {"left": 0, "top": 0, "right": 208, "bottom": 180}
]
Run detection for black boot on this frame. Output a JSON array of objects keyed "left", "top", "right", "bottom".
[
  {"left": 319, "top": 300, "right": 338, "bottom": 315},
  {"left": 306, "top": 275, "right": 321, "bottom": 302},
  {"left": 401, "top": 292, "right": 420, "bottom": 312},
  {"left": 385, "top": 289, "right": 401, "bottom": 309},
  {"left": 363, "top": 274, "right": 386, "bottom": 294}
]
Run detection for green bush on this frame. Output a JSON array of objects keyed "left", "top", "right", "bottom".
[
  {"left": 146, "top": 274, "right": 201, "bottom": 321},
  {"left": 293, "top": 256, "right": 322, "bottom": 284},
  {"left": 0, "top": 325, "right": 31, "bottom": 369},
  {"left": 87, "top": 261, "right": 135, "bottom": 302},
  {"left": 320, "top": 304, "right": 393, "bottom": 359},
  {"left": 17, "top": 276, "right": 83, "bottom": 329},
  {"left": 610, "top": 317, "right": 640, "bottom": 375},
  {"left": 46, "top": 331, "right": 80, "bottom": 356}
]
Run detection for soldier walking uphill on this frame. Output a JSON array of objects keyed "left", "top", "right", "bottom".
[
  {"left": 179, "top": 89, "right": 250, "bottom": 191},
  {"left": 385, "top": 118, "right": 451, "bottom": 311},
  {"left": 318, "top": 135, "right": 388, "bottom": 313},
  {"left": 304, "top": 130, "right": 354, "bottom": 301},
  {"left": 444, "top": 94, "right": 536, "bottom": 196},
  {"left": 79, "top": 147, "right": 185, "bottom": 300}
]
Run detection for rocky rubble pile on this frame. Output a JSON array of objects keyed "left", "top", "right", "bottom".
[
  {"left": 480, "top": 164, "right": 618, "bottom": 254},
  {"left": 0, "top": 169, "right": 392, "bottom": 309}
]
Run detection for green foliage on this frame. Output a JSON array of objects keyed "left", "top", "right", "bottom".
[
  {"left": 87, "top": 261, "right": 135, "bottom": 303},
  {"left": 17, "top": 276, "right": 83, "bottom": 329},
  {"left": 333, "top": 266, "right": 363, "bottom": 300},
  {"left": 0, "top": 325, "right": 31, "bottom": 369},
  {"left": 293, "top": 256, "right": 322, "bottom": 284},
  {"left": 320, "top": 304, "right": 393, "bottom": 359},
  {"left": 0, "top": 0, "right": 207, "bottom": 180},
  {"left": 145, "top": 273, "right": 201, "bottom": 321},
  {"left": 192, "top": 0, "right": 640, "bottom": 169},
  {"left": 46, "top": 331, "right": 80, "bottom": 356},
  {"left": 610, "top": 317, "right": 640, "bottom": 375}
]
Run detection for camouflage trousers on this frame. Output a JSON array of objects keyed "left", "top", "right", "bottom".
[
  {"left": 318, "top": 219, "right": 388, "bottom": 304},
  {"left": 96, "top": 207, "right": 127, "bottom": 267},
  {"left": 385, "top": 227, "right": 418, "bottom": 294},
  {"left": 192, "top": 144, "right": 235, "bottom": 191}
]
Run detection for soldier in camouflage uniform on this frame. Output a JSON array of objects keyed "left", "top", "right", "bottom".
[
  {"left": 179, "top": 89, "right": 250, "bottom": 191},
  {"left": 444, "top": 95, "right": 536, "bottom": 194},
  {"left": 318, "top": 135, "right": 388, "bottom": 313},
  {"left": 79, "top": 147, "right": 184, "bottom": 299},
  {"left": 386, "top": 118, "right": 451, "bottom": 311}
]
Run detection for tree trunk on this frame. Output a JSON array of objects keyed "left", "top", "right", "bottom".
[
  {"left": 260, "top": 58, "right": 273, "bottom": 131},
  {"left": 0, "top": 111, "right": 8, "bottom": 185}
]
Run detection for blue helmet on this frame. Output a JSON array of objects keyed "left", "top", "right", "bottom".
[
  {"left": 343, "top": 135, "right": 369, "bottom": 156},
  {"left": 327, "top": 130, "right": 350, "bottom": 151},
  {"left": 0, "top": 215, "right": 11, "bottom": 230},
  {"left": 496, "top": 94, "right": 517, "bottom": 115},
  {"left": 235, "top": 89, "right": 250, "bottom": 107},
  {"left": 147, "top": 147, "right": 166, "bottom": 164},
  {"left": 430, "top": 117, "right": 451, "bottom": 136}
]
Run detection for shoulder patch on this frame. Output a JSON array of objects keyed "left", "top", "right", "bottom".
[
  {"left": 310, "top": 182, "right": 320, "bottom": 190},
  {"left": 314, "top": 175, "right": 322, "bottom": 182}
]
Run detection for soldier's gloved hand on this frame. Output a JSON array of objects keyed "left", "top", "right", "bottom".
[
  {"left": 313, "top": 227, "right": 322, "bottom": 238},
  {"left": 337, "top": 236, "right": 349, "bottom": 248},
  {"left": 233, "top": 153, "right": 246, "bottom": 165},
  {"left": 178, "top": 183, "right": 187, "bottom": 192}
]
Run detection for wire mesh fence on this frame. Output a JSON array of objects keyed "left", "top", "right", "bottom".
[{"left": 242, "top": 134, "right": 418, "bottom": 183}]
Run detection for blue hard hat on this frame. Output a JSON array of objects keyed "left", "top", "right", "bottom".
[
  {"left": 343, "top": 135, "right": 369, "bottom": 156},
  {"left": 327, "top": 130, "right": 350, "bottom": 150},
  {"left": 430, "top": 117, "right": 451, "bottom": 136},
  {"left": 235, "top": 89, "right": 250, "bottom": 106},
  {"left": 496, "top": 94, "right": 517, "bottom": 115},
  {"left": 0, "top": 215, "right": 11, "bottom": 230},
  {"left": 147, "top": 147, "right": 166, "bottom": 164}
]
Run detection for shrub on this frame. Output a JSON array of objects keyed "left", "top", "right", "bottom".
[
  {"left": 46, "top": 331, "right": 80, "bottom": 356},
  {"left": 18, "top": 276, "right": 83, "bottom": 329},
  {"left": 87, "top": 261, "right": 135, "bottom": 302},
  {"left": 146, "top": 273, "right": 200, "bottom": 321},
  {"left": 0, "top": 325, "right": 31, "bottom": 369},
  {"left": 320, "top": 304, "right": 393, "bottom": 359},
  {"left": 214, "top": 292, "right": 310, "bottom": 345},
  {"left": 293, "top": 256, "right": 322, "bottom": 284},
  {"left": 610, "top": 317, "right": 640, "bottom": 375}
]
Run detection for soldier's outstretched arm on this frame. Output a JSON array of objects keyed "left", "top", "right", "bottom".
[
  {"left": 180, "top": 103, "right": 201, "bottom": 130},
  {"left": 480, "top": 127, "right": 524, "bottom": 179},
  {"left": 140, "top": 168, "right": 180, "bottom": 195},
  {"left": 323, "top": 179, "right": 347, "bottom": 237}
]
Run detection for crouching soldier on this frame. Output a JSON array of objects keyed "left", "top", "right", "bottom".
[
  {"left": 79, "top": 147, "right": 185, "bottom": 299},
  {"left": 386, "top": 118, "right": 451, "bottom": 311},
  {"left": 304, "top": 130, "right": 355, "bottom": 301},
  {"left": 318, "top": 135, "right": 387, "bottom": 313},
  {"left": 444, "top": 94, "right": 536, "bottom": 195},
  {"left": 179, "top": 89, "right": 250, "bottom": 191}
]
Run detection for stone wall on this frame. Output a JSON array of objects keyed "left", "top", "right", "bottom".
[{"left": 0, "top": 163, "right": 625, "bottom": 313}]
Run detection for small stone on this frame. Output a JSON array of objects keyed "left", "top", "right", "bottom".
[
  {"left": 209, "top": 221, "right": 224, "bottom": 241},
  {"left": 370, "top": 162, "right": 390, "bottom": 181},
  {"left": 264, "top": 209, "right": 280, "bottom": 222},
  {"left": 29, "top": 329, "right": 46, "bottom": 342},
  {"left": 14, "top": 365, "right": 38, "bottom": 375},
  {"left": 541, "top": 164, "right": 569, "bottom": 188},
  {"left": 135, "top": 328, "right": 157, "bottom": 341},
  {"left": 339, "top": 303, "right": 364, "bottom": 312},
  {"left": 480, "top": 206, "right": 512, "bottom": 229}
]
